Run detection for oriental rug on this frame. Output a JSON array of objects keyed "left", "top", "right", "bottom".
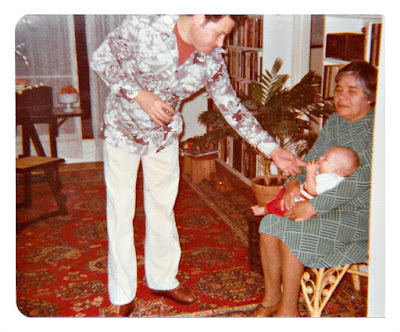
[{"left": 16, "top": 162, "right": 367, "bottom": 317}]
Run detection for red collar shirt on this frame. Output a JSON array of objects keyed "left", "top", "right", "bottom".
[{"left": 90, "top": 15, "right": 278, "bottom": 155}]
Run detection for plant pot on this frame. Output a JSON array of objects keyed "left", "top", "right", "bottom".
[{"left": 251, "top": 175, "right": 287, "bottom": 206}]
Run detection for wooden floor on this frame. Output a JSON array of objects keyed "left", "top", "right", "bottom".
[{"left": 59, "top": 161, "right": 104, "bottom": 173}]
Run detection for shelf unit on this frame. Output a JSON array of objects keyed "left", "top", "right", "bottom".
[
  {"left": 224, "top": 15, "right": 263, "bottom": 97},
  {"left": 212, "top": 15, "right": 264, "bottom": 183},
  {"left": 322, "top": 18, "right": 382, "bottom": 99}
]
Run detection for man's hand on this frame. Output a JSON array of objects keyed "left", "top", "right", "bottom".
[
  {"left": 286, "top": 201, "right": 317, "bottom": 221},
  {"left": 270, "top": 147, "right": 306, "bottom": 176},
  {"left": 134, "top": 90, "right": 175, "bottom": 126}
]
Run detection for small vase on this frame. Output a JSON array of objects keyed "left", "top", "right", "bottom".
[{"left": 58, "top": 93, "right": 79, "bottom": 113}]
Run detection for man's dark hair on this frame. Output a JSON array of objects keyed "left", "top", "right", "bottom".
[{"left": 205, "top": 15, "right": 248, "bottom": 25}]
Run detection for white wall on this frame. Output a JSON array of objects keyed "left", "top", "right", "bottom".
[
  {"left": 262, "top": 15, "right": 311, "bottom": 86},
  {"left": 180, "top": 91, "right": 208, "bottom": 141},
  {"left": 325, "top": 15, "right": 381, "bottom": 34}
]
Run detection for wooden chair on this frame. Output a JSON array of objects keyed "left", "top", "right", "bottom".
[
  {"left": 300, "top": 263, "right": 368, "bottom": 317},
  {"left": 16, "top": 86, "right": 58, "bottom": 157},
  {"left": 16, "top": 87, "right": 67, "bottom": 227},
  {"left": 16, "top": 156, "right": 67, "bottom": 218}
]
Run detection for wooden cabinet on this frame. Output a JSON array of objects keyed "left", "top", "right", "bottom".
[
  {"left": 182, "top": 153, "right": 217, "bottom": 184},
  {"left": 325, "top": 33, "right": 365, "bottom": 61}
]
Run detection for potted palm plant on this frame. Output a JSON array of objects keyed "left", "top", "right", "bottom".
[
  {"left": 245, "top": 58, "right": 334, "bottom": 205},
  {"left": 189, "top": 58, "right": 334, "bottom": 205}
]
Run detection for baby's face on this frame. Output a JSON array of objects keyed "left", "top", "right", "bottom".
[{"left": 318, "top": 149, "right": 342, "bottom": 174}]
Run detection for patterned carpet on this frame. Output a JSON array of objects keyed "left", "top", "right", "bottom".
[
  {"left": 16, "top": 161, "right": 367, "bottom": 317},
  {"left": 191, "top": 166, "right": 368, "bottom": 317}
]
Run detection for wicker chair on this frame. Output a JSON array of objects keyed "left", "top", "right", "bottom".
[{"left": 300, "top": 263, "right": 368, "bottom": 317}]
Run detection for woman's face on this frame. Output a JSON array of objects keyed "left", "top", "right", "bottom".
[{"left": 333, "top": 75, "right": 372, "bottom": 122}]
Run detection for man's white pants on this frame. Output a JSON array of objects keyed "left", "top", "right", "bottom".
[{"left": 103, "top": 141, "right": 181, "bottom": 305}]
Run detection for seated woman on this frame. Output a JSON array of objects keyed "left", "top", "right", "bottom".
[{"left": 254, "top": 60, "right": 378, "bottom": 317}]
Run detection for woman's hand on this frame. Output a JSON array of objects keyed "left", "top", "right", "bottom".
[
  {"left": 134, "top": 89, "right": 175, "bottom": 126},
  {"left": 286, "top": 201, "right": 317, "bottom": 221},
  {"left": 281, "top": 178, "right": 301, "bottom": 211}
]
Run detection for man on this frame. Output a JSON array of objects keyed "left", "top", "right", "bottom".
[{"left": 91, "top": 14, "right": 305, "bottom": 316}]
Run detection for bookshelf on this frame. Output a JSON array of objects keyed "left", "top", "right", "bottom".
[
  {"left": 212, "top": 15, "right": 264, "bottom": 184},
  {"left": 224, "top": 16, "right": 263, "bottom": 97},
  {"left": 321, "top": 17, "right": 382, "bottom": 99}
]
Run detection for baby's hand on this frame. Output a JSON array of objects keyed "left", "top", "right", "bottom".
[
  {"left": 306, "top": 159, "right": 319, "bottom": 173},
  {"left": 251, "top": 205, "right": 267, "bottom": 216}
]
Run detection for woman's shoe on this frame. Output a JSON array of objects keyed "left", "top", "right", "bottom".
[{"left": 252, "top": 302, "right": 281, "bottom": 317}]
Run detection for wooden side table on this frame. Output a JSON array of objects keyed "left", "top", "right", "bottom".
[
  {"left": 182, "top": 152, "right": 218, "bottom": 184},
  {"left": 52, "top": 107, "right": 83, "bottom": 135}
]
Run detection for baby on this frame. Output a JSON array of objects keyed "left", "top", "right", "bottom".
[{"left": 251, "top": 146, "right": 359, "bottom": 217}]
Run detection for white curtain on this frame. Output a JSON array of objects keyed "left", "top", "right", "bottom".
[
  {"left": 15, "top": 15, "right": 83, "bottom": 159},
  {"left": 85, "top": 15, "right": 127, "bottom": 161}
]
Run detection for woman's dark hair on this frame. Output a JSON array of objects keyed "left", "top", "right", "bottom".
[{"left": 335, "top": 60, "right": 378, "bottom": 106}]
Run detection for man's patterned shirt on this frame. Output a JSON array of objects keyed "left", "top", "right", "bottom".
[{"left": 90, "top": 15, "right": 278, "bottom": 155}]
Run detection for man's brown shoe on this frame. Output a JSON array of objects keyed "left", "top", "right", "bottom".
[
  {"left": 113, "top": 300, "right": 135, "bottom": 317},
  {"left": 151, "top": 284, "right": 197, "bottom": 304}
]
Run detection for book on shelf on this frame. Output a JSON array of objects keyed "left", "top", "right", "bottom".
[
  {"left": 230, "top": 78, "right": 251, "bottom": 96},
  {"left": 255, "top": 153, "right": 264, "bottom": 177},
  {"left": 226, "top": 49, "right": 262, "bottom": 81},
  {"left": 225, "top": 136, "right": 234, "bottom": 167},
  {"left": 241, "top": 142, "right": 257, "bottom": 179},
  {"left": 218, "top": 138, "right": 227, "bottom": 164},
  {"left": 226, "top": 16, "right": 263, "bottom": 49},
  {"left": 369, "top": 23, "right": 382, "bottom": 67},
  {"left": 322, "top": 64, "right": 340, "bottom": 99},
  {"left": 232, "top": 137, "right": 242, "bottom": 172}
]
